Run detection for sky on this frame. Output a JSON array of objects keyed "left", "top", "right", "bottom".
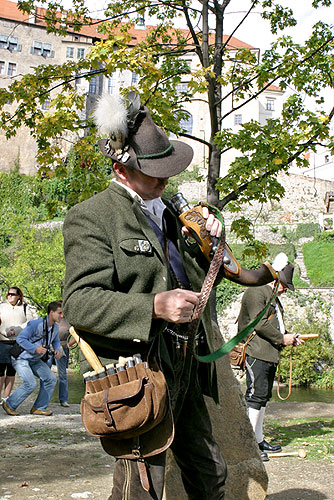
[{"left": 77, "top": 0, "right": 334, "bottom": 54}]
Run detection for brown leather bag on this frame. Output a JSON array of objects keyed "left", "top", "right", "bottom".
[
  {"left": 81, "top": 358, "right": 174, "bottom": 460},
  {"left": 229, "top": 332, "right": 256, "bottom": 371}
]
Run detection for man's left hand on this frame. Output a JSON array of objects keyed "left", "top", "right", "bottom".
[
  {"left": 202, "top": 206, "right": 222, "bottom": 237},
  {"left": 54, "top": 350, "right": 62, "bottom": 360},
  {"left": 182, "top": 206, "right": 222, "bottom": 238}
]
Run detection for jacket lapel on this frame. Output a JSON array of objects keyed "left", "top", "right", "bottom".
[{"left": 131, "top": 196, "right": 166, "bottom": 264}]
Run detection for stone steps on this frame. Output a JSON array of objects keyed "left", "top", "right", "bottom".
[{"left": 295, "top": 244, "right": 311, "bottom": 285}]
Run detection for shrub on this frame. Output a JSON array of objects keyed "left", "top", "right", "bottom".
[
  {"left": 278, "top": 319, "right": 334, "bottom": 387},
  {"left": 281, "top": 222, "right": 321, "bottom": 243},
  {"left": 216, "top": 280, "right": 243, "bottom": 314}
]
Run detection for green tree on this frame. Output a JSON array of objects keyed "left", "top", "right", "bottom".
[
  {"left": 0, "top": 226, "right": 65, "bottom": 314},
  {"left": 1, "top": 0, "right": 334, "bottom": 243}
]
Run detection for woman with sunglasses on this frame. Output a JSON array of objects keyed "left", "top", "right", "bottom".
[{"left": 0, "top": 286, "right": 35, "bottom": 402}]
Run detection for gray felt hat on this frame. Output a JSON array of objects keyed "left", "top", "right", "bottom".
[{"left": 93, "top": 92, "right": 193, "bottom": 179}]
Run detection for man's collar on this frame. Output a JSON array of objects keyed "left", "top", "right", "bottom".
[
  {"left": 112, "top": 179, "right": 144, "bottom": 205},
  {"left": 112, "top": 179, "right": 166, "bottom": 228}
]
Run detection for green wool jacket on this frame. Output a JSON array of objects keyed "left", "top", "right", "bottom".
[
  {"left": 237, "top": 285, "right": 285, "bottom": 363},
  {"left": 63, "top": 182, "right": 221, "bottom": 401}
]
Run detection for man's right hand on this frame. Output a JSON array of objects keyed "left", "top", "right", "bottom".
[
  {"left": 153, "top": 289, "right": 201, "bottom": 323},
  {"left": 35, "top": 345, "right": 47, "bottom": 354},
  {"left": 282, "top": 333, "right": 304, "bottom": 347}
]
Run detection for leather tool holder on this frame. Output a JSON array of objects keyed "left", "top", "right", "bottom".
[
  {"left": 178, "top": 204, "right": 214, "bottom": 261},
  {"left": 81, "top": 359, "right": 174, "bottom": 459},
  {"left": 177, "top": 200, "right": 278, "bottom": 286}
]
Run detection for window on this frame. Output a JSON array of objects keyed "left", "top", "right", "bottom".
[
  {"left": 8, "top": 36, "right": 19, "bottom": 51},
  {"left": 108, "top": 74, "right": 116, "bottom": 94},
  {"left": 0, "top": 61, "right": 4, "bottom": 74},
  {"left": 89, "top": 75, "right": 98, "bottom": 94},
  {"left": 136, "top": 14, "right": 145, "bottom": 26},
  {"left": 7, "top": 62, "right": 16, "bottom": 76},
  {"left": 131, "top": 71, "right": 139, "bottom": 84},
  {"left": 0, "top": 35, "right": 20, "bottom": 51},
  {"left": 234, "top": 114, "right": 242, "bottom": 125},
  {"left": 31, "top": 41, "right": 54, "bottom": 57},
  {"left": 183, "top": 59, "right": 192, "bottom": 71},
  {"left": 180, "top": 113, "right": 193, "bottom": 135},
  {"left": 176, "top": 82, "right": 189, "bottom": 95},
  {"left": 66, "top": 47, "right": 74, "bottom": 58},
  {"left": 266, "top": 98, "right": 275, "bottom": 111},
  {"left": 42, "top": 43, "right": 51, "bottom": 57},
  {"left": 0, "top": 35, "right": 7, "bottom": 48},
  {"left": 170, "top": 113, "right": 193, "bottom": 137},
  {"left": 77, "top": 48, "right": 85, "bottom": 59},
  {"left": 32, "top": 40, "right": 43, "bottom": 55},
  {"left": 41, "top": 99, "right": 50, "bottom": 110}
]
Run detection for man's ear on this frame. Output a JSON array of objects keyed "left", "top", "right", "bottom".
[{"left": 113, "top": 162, "right": 127, "bottom": 180}]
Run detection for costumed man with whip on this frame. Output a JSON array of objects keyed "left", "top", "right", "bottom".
[
  {"left": 63, "top": 91, "right": 279, "bottom": 500},
  {"left": 237, "top": 253, "right": 304, "bottom": 462}
]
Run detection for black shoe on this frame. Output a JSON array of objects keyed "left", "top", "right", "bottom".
[
  {"left": 259, "top": 439, "right": 282, "bottom": 453},
  {"left": 260, "top": 451, "right": 269, "bottom": 462}
]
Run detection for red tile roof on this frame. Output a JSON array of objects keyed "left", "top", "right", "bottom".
[{"left": 0, "top": 0, "right": 254, "bottom": 50}]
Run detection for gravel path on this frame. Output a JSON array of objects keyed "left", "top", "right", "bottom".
[{"left": 1, "top": 396, "right": 333, "bottom": 500}]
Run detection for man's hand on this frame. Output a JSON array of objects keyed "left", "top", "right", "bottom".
[
  {"left": 153, "top": 289, "right": 200, "bottom": 323},
  {"left": 182, "top": 206, "right": 222, "bottom": 239},
  {"left": 35, "top": 345, "right": 47, "bottom": 354},
  {"left": 54, "top": 350, "right": 61, "bottom": 360},
  {"left": 282, "top": 333, "right": 304, "bottom": 347},
  {"left": 202, "top": 206, "right": 222, "bottom": 237}
]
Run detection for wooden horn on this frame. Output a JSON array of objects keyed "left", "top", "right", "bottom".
[
  {"left": 267, "top": 449, "right": 307, "bottom": 458},
  {"left": 69, "top": 326, "right": 103, "bottom": 372}
]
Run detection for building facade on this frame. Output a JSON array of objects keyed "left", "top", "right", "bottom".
[{"left": 0, "top": 0, "right": 284, "bottom": 175}]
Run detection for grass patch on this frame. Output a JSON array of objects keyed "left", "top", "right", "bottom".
[
  {"left": 264, "top": 417, "right": 334, "bottom": 461},
  {"left": 303, "top": 236, "right": 334, "bottom": 286}
]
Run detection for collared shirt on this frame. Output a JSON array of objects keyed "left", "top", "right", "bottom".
[
  {"left": 16, "top": 317, "right": 61, "bottom": 360},
  {"left": 275, "top": 303, "right": 285, "bottom": 334},
  {"left": 112, "top": 179, "right": 165, "bottom": 229}
]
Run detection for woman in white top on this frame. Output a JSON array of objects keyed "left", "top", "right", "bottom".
[{"left": 0, "top": 286, "right": 34, "bottom": 401}]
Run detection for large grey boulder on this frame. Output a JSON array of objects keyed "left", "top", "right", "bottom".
[{"left": 164, "top": 324, "right": 268, "bottom": 500}]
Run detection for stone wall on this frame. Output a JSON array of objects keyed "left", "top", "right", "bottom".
[
  {"left": 180, "top": 172, "right": 334, "bottom": 244},
  {"left": 218, "top": 287, "right": 334, "bottom": 343}
]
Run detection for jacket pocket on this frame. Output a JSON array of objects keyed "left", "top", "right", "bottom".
[{"left": 119, "top": 238, "right": 153, "bottom": 256}]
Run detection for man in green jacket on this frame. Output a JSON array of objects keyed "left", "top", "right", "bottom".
[
  {"left": 63, "top": 93, "right": 227, "bottom": 500},
  {"left": 237, "top": 253, "right": 304, "bottom": 461}
]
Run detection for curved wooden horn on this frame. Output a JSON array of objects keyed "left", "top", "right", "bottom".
[{"left": 222, "top": 244, "right": 278, "bottom": 286}]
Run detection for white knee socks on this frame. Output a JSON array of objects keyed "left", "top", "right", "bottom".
[{"left": 248, "top": 406, "right": 266, "bottom": 444}]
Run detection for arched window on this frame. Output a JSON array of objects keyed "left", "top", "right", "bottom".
[{"left": 180, "top": 113, "right": 193, "bottom": 135}]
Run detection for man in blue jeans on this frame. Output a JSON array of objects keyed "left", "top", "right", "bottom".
[
  {"left": 2, "top": 301, "right": 63, "bottom": 417},
  {"left": 50, "top": 317, "right": 75, "bottom": 407}
]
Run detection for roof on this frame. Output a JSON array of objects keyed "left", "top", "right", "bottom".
[{"left": 0, "top": 0, "right": 255, "bottom": 49}]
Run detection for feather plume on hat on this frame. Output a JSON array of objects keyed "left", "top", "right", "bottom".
[
  {"left": 92, "top": 92, "right": 141, "bottom": 151},
  {"left": 272, "top": 252, "right": 289, "bottom": 272}
]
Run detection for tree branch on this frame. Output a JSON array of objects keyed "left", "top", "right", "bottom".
[
  {"left": 221, "top": 0, "right": 256, "bottom": 53},
  {"left": 217, "top": 103, "right": 334, "bottom": 210},
  {"left": 218, "top": 32, "right": 334, "bottom": 107}
]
